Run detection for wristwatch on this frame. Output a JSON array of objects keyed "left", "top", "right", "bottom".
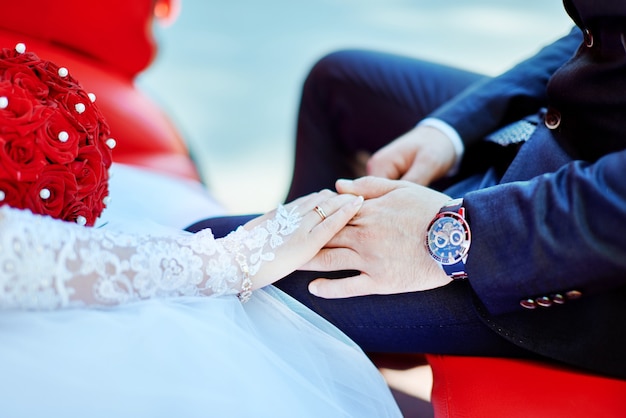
[{"left": 426, "top": 198, "right": 471, "bottom": 280}]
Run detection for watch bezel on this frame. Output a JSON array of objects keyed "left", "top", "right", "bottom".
[{"left": 426, "top": 211, "right": 471, "bottom": 265}]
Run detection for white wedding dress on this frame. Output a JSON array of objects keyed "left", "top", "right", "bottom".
[{"left": 0, "top": 164, "right": 401, "bottom": 418}]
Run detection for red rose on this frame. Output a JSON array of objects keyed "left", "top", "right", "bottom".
[
  {"left": 57, "top": 90, "right": 101, "bottom": 138},
  {"left": 0, "top": 178, "right": 25, "bottom": 210},
  {"left": 0, "top": 82, "right": 47, "bottom": 136},
  {"left": 0, "top": 48, "right": 40, "bottom": 65},
  {"left": 76, "top": 183, "right": 109, "bottom": 226},
  {"left": 94, "top": 126, "right": 114, "bottom": 168},
  {"left": 35, "top": 60, "right": 83, "bottom": 98},
  {"left": 0, "top": 61, "right": 49, "bottom": 100},
  {"left": 24, "top": 164, "right": 78, "bottom": 220},
  {"left": 71, "top": 144, "right": 107, "bottom": 199},
  {"left": 36, "top": 108, "right": 80, "bottom": 164},
  {"left": 0, "top": 131, "right": 47, "bottom": 181},
  {"left": 61, "top": 199, "right": 93, "bottom": 226}
]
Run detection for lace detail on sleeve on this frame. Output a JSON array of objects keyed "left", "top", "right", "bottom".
[{"left": 0, "top": 205, "right": 301, "bottom": 310}]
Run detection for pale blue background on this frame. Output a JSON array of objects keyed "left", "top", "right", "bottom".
[{"left": 138, "top": 0, "right": 572, "bottom": 213}]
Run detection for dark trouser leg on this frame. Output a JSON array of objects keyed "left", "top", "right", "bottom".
[
  {"left": 186, "top": 215, "right": 536, "bottom": 359},
  {"left": 186, "top": 214, "right": 258, "bottom": 237},
  {"left": 286, "top": 49, "right": 487, "bottom": 201},
  {"left": 276, "top": 270, "right": 537, "bottom": 359}
]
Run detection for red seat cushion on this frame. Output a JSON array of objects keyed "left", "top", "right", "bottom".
[
  {"left": 0, "top": 0, "right": 198, "bottom": 180},
  {"left": 427, "top": 354, "right": 626, "bottom": 418}
]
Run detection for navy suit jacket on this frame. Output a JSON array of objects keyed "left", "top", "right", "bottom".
[{"left": 432, "top": 0, "right": 626, "bottom": 378}]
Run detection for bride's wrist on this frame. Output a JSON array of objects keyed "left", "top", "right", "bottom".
[
  {"left": 219, "top": 227, "right": 255, "bottom": 303},
  {"left": 235, "top": 252, "right": 253, "bottom": 303}
]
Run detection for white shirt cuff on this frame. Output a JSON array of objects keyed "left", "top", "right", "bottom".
[{"left": 418, "top": 117, "right": 464, "bottom": 176}]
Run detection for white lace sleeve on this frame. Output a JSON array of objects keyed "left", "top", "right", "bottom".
[{"left": 0, "top": 205, "right": 301, "bottom": 310}]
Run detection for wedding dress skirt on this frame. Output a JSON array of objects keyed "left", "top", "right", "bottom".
[
  {"left": 0, "top": 164, "right": 401, "bottom": 417},
  {"left": 0, "top": 287, "right": 401, "bottom": 417}
]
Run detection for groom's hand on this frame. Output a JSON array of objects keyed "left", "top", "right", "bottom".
[
  {"left": 303, "top": 177, "right": 452, "bottom": 299},
  {"left": 367, "top": 125, "right": 457, "bottom": 185}
]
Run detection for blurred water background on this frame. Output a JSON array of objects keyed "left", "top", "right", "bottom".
[{"left": 137, "top": 0, "right": 572, "bottom": 214}]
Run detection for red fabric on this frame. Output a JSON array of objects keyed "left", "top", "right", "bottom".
[
  {"left": 427, "top": 354, "right": 626, "bottom": 418},
  {"left": 0, "top": 0, "right": 198, "bottom": 180},
  {"left": 1, "top": 0, "right": 156, "bottom": 76}
]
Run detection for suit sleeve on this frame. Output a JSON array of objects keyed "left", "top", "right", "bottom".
[
  {"left": 463, "top": 149, "right": 626, "bottom": 315},
  {"left": 429, "top": 27, "right": 582, "bottom": 145}
]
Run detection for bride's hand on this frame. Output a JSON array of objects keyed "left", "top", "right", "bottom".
[{"left": 245, "top": 190, "right": 364, "bottom": 290}]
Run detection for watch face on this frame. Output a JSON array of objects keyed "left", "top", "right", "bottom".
[{"left": 426, "top": 212, "right": 471, "bottom": 265}]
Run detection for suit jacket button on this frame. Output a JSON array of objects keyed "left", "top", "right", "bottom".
[
  {"left": 583, "top": 28, "right": 594, "bottom": 47},
  {"left": 536, "top": 296, "right": 553, "bottom": 308},
  {"left": 552, "top": 293, "right": 566, "bottom": 304},
  {"left": 565, "top": 290, "right": 583, "bottom": 300},
  {"left": 520, "top": 299, "right": 537, "bottom": 309},
  {"left": 545, "top": 110, "right": 561, "bottom": 129}
]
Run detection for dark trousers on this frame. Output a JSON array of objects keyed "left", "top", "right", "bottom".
[
  {"left": 187, "top": 51, "right": 538, "bottom": 359},
  {"left": 285, "top": 49, "right": 488, "bottom": 200}
]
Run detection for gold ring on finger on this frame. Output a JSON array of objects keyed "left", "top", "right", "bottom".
[{"left": 313, "top": 205, "right": 327, "bottom": 221}]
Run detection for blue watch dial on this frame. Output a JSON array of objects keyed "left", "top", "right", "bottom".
[{"left": 426, "top": 212, "right": 470, "bottom": 265}]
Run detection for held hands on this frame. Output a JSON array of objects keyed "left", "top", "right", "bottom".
[
  {"left": 243, "top": 190, "right": 364, "bottom": 290},
  {"left": 367, "top": 125, "right": 456, "bottom": 185},
  {"left": 303, "top": 177, "right": 453, "bottom": 299}
]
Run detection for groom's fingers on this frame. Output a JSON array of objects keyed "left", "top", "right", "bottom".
[
  {"left": 301, "top": 247, "right": 362, "bottom": 272},
  {"left": 336, "top": 176, "right": 405, "bottom": 199},
  {"left": 308, "top": 273, "right": 375, "bottom": 299}
]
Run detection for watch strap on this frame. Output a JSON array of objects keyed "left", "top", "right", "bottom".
[
  {"left": 437, "top": 198, "right": 468, "bottom": 280},
  {"left": 439, "top": 198, "right": 464, "bottom": 217},
  {"left": 443, "top": 261, "right": 469, "bottom": 280}
]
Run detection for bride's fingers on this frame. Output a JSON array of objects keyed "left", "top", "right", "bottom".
[
  {"left": 250, "top": 193, "right": 362, "bottom": 289},
  {"left": 244, "top": 190, "right": 336, "bottom": 230},
  {"left": 290, "top": 189, "right": 336, "bottom": 213},
  {"left": 300, "top": 193, "right": 364, "bottom": 235}
]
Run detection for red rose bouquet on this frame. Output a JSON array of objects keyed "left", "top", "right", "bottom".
[{"left": 0, "top": 43, "right": 114, "bottom": 226}]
